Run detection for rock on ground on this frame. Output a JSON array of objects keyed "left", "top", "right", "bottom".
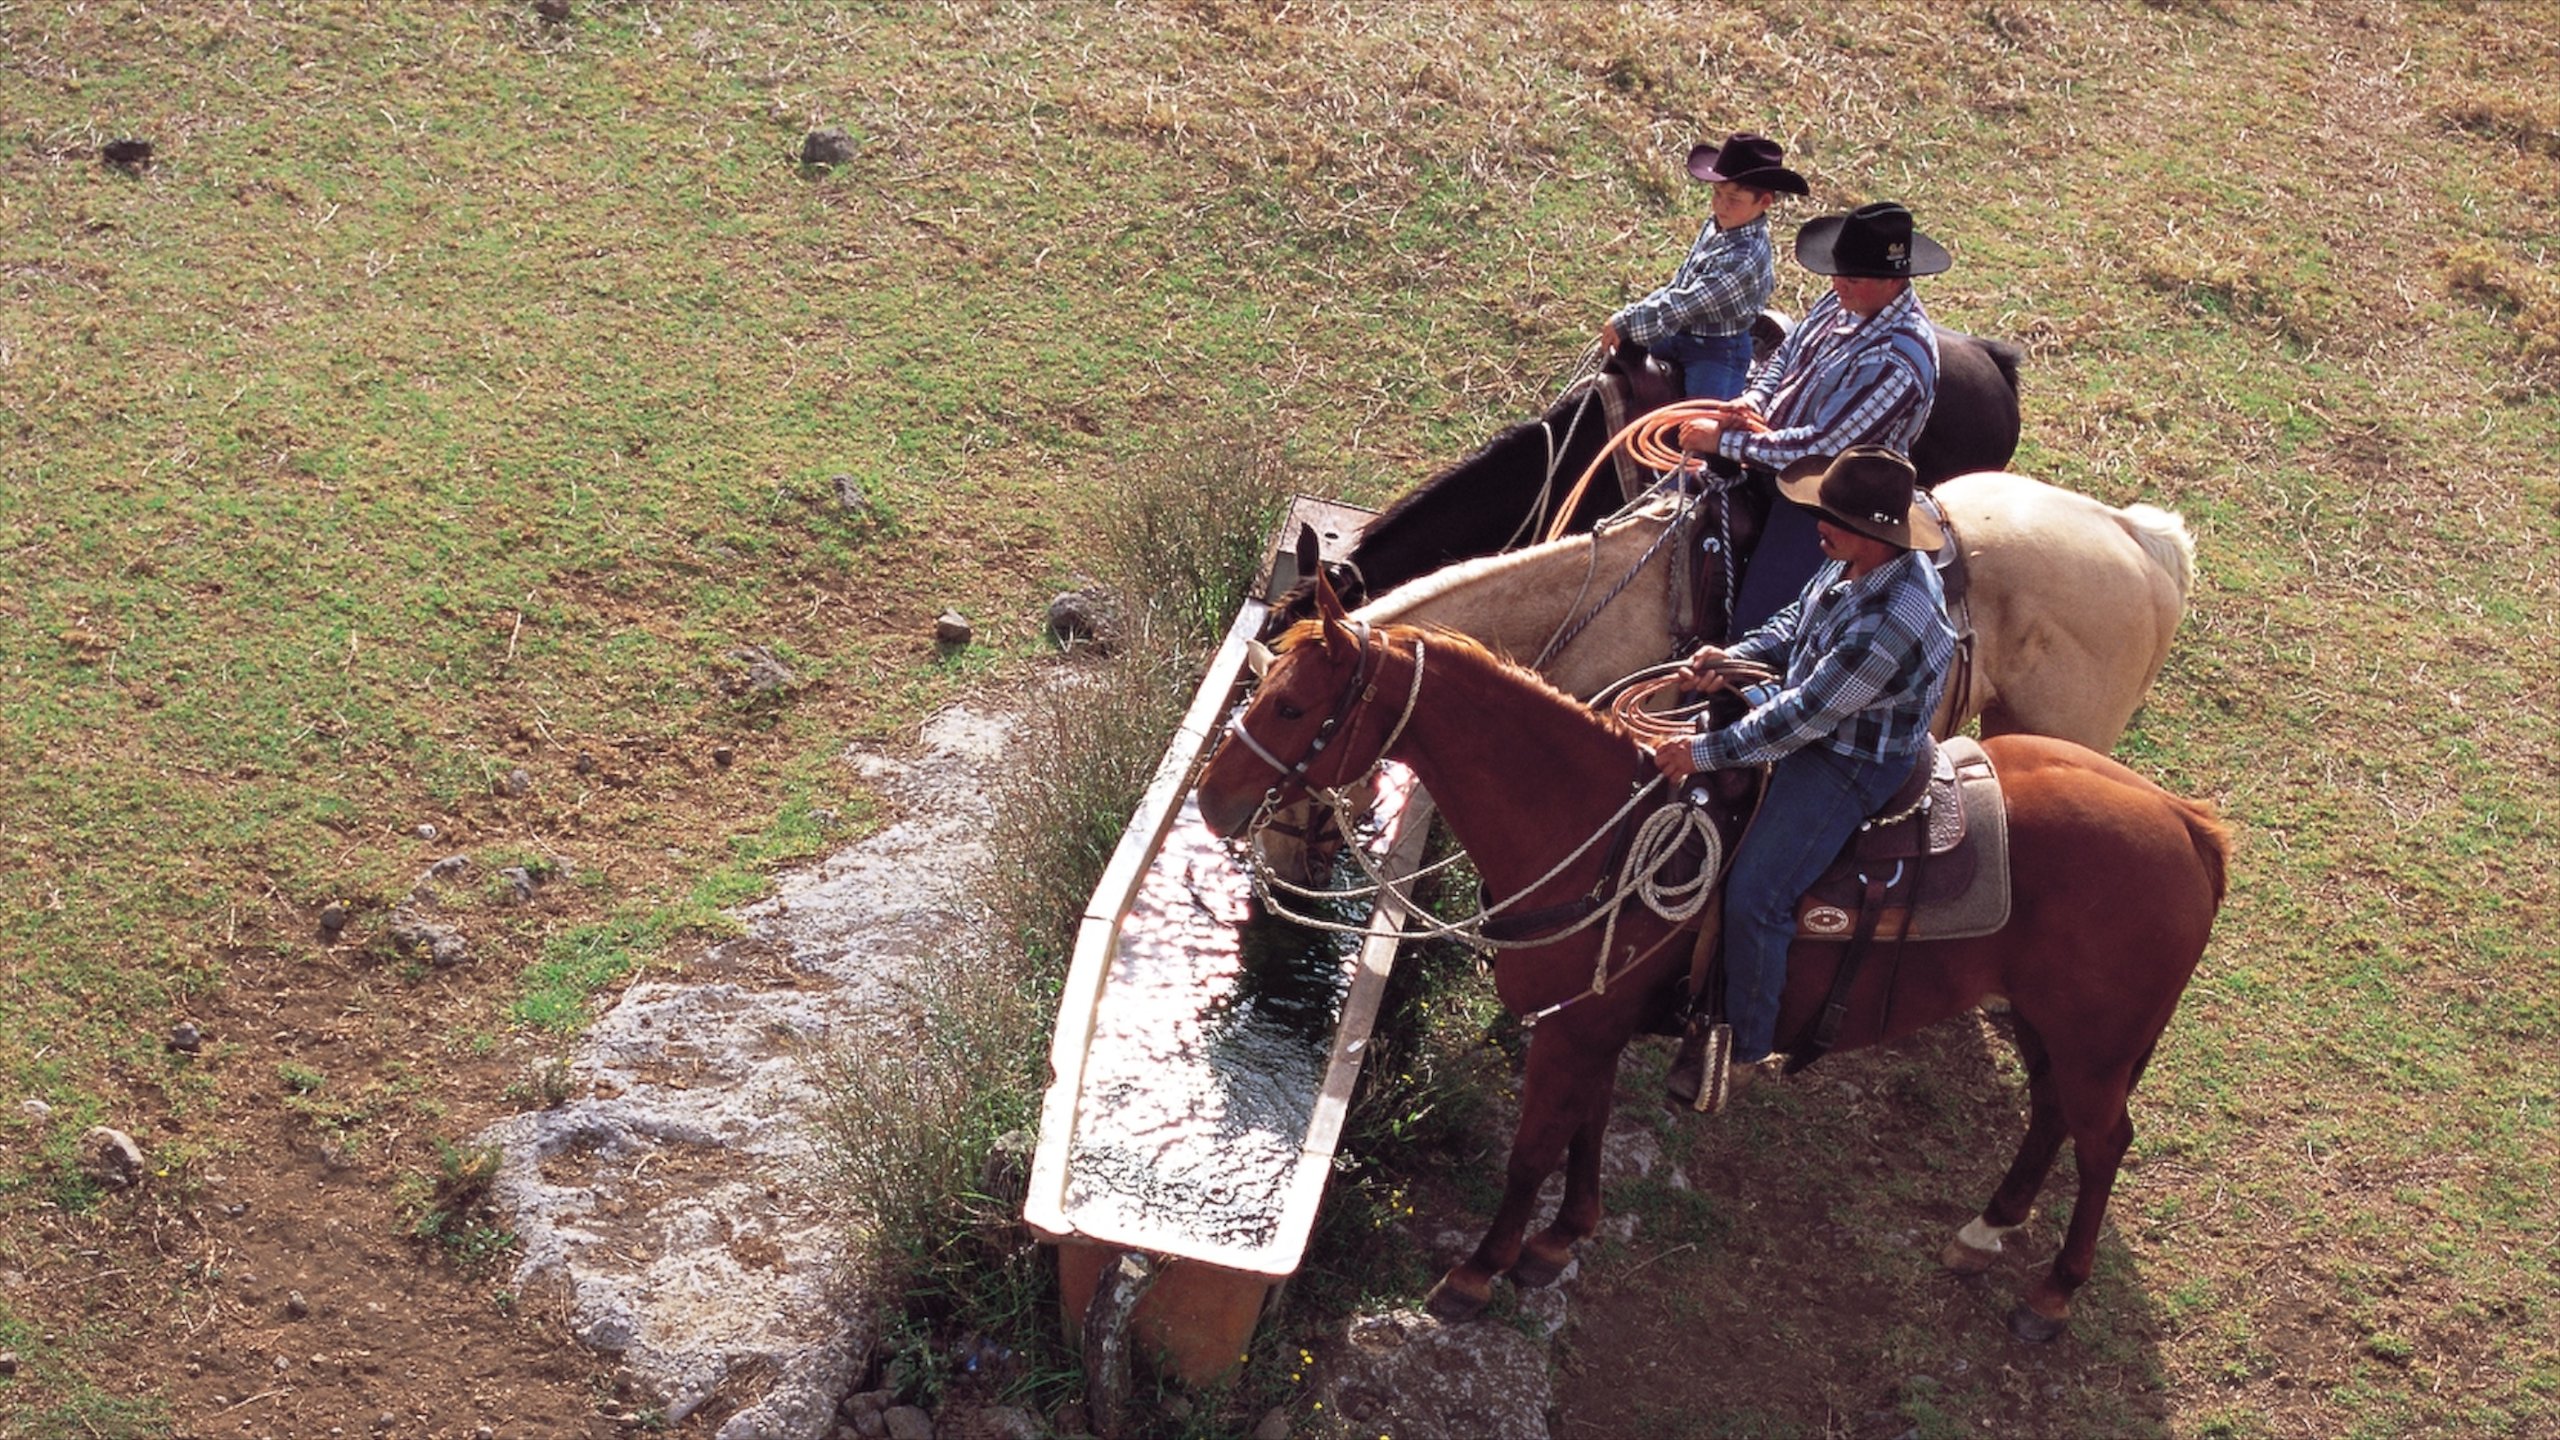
[{"left": 481, "top": 708, "right": 1008, "bottom": 1435}]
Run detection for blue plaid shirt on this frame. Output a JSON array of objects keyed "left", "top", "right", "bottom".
[
  {"left": 1719, "top": 286, "right": 1939, "bottom": 473},
  {"left": 1688, "top": 548, "right": 1954, "bottom": 769},
  {"left": 1612, "top": 216, "right": 1775, "bottom": 346}
]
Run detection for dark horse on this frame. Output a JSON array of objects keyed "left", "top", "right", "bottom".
[
  {"left": 1298, "top": 324, "right": 2023, "bottom": 614},
  {"left": 1197, "top": 586, "right": 2228, "bottom": 1342}
]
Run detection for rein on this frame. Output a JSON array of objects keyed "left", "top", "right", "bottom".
[{"left": 1528, "top": 487, "right": 1711, "bottom": 671}]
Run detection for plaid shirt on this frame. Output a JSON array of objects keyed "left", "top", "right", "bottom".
[
  {"left": 1688, "top": 548, "right": 1954, "bottom": 769},
  {"left": 1719, "top": 286, "right": 1939, "bottom": 473},
  {"left": 1612, "top": 215, "right": 1775, "bottom": 346}
]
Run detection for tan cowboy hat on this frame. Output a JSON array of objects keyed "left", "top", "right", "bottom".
[{"left": 1777, "top": 447, "right": 1944, "bottom": 552}]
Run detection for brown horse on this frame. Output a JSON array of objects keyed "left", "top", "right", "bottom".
[{"left": 1195, "top": 590, "right": 2229, "bottom": 1341}]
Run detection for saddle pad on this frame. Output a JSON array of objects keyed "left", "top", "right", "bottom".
[{"left": 1795, "top": 736, "right": 2011, "bottom": 942}]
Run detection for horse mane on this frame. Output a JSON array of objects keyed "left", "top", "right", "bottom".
[
  {"left": 1270, "top": 618, "right": 1639, "bottom": 749},
  {"left": 1351, "top": 538, "right": 1570, "bottom": 619}
]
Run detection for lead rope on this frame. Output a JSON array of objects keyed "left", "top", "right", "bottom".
[
  {"left": 1249, "top": 761, "right": 1725, "bottom": 985},
  {"left": 1499, "top": 344, "right": 1611, "bottom": 553},
  {"left": 1530, "top": 489, "right": 1694, "bottom": 670}
]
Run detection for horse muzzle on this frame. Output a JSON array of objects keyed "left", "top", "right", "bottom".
[{"left": 1196, "top": 781, "right": 1260, "bottom": 839}]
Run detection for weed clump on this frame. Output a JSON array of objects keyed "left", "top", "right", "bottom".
[
  {"left": 2441, "top": 242, "right": 2560, "bottom": 365},
  {"left": 2437, "top": 93, "right": 2560, "bottom": 158},
  {"left": 813, "top": 444, "right": 1290, "bottom": 1413}
]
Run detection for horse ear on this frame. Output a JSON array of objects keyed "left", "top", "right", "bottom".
[
  {"left": 1245, "top": 639, "right": 1274, "bottom": 678},
  {"left": 1294, "top": 524, "right": 1322, "bottom": 591},
  {"left": 1311, "top": 562, "right": 1357, "bottom": 657}
]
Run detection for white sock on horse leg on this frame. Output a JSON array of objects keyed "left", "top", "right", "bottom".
[{"left": 1956, "top": 1215, "right": 2026, "bottom": 1254}]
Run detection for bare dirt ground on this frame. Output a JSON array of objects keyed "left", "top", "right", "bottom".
[{"left": 53, "top": 961, "right": 633, "bottom": 1438}]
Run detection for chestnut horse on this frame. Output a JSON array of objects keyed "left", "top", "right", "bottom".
[{"left": 1196, "top": 596, "right": 2228, "bottom": 1341}]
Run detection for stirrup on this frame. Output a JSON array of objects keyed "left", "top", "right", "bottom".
[{"left": 1664, "top": 1020, "right": 1734, "bottom": 1114}]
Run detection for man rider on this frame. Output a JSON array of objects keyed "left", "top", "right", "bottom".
[
  {"left": 1651, "top": 447, "right": 1956, "bottom": 1108},
  {"left": 1677, "top": 201, "right": 1949, "bottom": 634}
]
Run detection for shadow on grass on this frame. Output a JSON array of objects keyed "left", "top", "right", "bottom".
[{"left": 1536, "top": 1015, "right": 2180, "bottom": 1439}]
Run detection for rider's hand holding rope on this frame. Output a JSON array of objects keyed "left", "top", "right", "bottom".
[{"left": 1608, "top": 658, "right": 1776, "bottom": 781}]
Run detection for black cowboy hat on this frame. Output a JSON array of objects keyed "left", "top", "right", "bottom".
[
  {"left": 1684, "top": 132, "right": 1809, "bottom": 196},
  {"left": 1794, "top": 201, "right": 1951, "bottom": 279},
  {"left": 1777, "top": 447, "right": 1944, "bottom": 552}
]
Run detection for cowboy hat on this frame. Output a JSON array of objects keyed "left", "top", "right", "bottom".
[
  {"left": 1684, "top": 132, "right": 1809, "bottom": 196},
  {"left": 1794, "top": 201, "right": 1951, "bottom": 279},
  {"left": 1777, "top": 447, "right": 1944, "bottom": 552}
]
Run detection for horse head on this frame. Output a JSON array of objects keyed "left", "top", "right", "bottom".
[{"left": 1199, "top": 567, "right": 1386, "bottom": 838}]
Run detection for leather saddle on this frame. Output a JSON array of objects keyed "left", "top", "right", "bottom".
[{"left": 1794, "top": 735, "right": 2010, "bottom": 943}]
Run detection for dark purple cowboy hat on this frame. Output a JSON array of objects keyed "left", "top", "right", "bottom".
[
  {"left": 1777, "top": 446, "right": 1944, "bottom": 552},
  {"left": 1684, "top": 132, "right": 1809, "bottom": 196},
  {"left": 1794, "top": 201, "right": 1951, "bottom": 279}
]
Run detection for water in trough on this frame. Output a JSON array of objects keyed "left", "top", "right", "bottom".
[{"left": 1061, "top": 766, "right": 1418, "bottom": 1255}]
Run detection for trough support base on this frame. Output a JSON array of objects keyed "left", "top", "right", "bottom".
[{"left": 1056, "top": 1241, "right": 1272, "bottom": 1389}]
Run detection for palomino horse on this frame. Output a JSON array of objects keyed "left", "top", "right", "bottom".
[
  {"left": 1296, "top": 327, "right": 2023, "bottom": 612},
  {"left": 1365, "top": 469, "right": 2194, "bottom": 751},
  {"left": 1251, "top": 471, "right": 2193, "bottom": 882},
  {"left": 1196, "top": 593, "right": 2228, "bottom": 1341}
]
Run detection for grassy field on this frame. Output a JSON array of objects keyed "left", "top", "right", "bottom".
[{"left": 3, "top": 1, "right": 2557, "bottom": 1436}]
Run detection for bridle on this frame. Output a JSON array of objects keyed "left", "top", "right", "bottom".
[{"left": 1224, "top": 620, "right": 1427, "bottom": 810}]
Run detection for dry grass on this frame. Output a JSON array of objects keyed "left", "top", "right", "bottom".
[{"left": 2, "top": 0, "right": 2557, "bottom": 1435}]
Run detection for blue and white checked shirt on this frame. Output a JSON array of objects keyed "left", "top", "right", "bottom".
[
  {"left": 1612, "top": 216, "right": 1775, "bottom": 346},
  {"left": 1688, "top": 548, "right": 1954, "bottom": 769},
  {"left": 1719, "top": 286, "right": 1940, "bottom": 473}
]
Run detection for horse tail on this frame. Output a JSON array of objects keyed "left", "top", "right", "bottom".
[
  {"left": 2173, "top": 795, "right": 2232, "bottom": 907},
  {"left": 2116, "top": 503, "right": 2197, "bottom": 605}
]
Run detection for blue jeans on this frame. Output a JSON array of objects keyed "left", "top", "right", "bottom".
[
  {"left": 1647, "top": 330, "right": 1752, "bottom": 401},
  {"left": 1723, "top": 743, "right": 1921, "bottom": 1061},
  {"left": 1730, "top": 488, "right": 1825, "bottom": 636}
]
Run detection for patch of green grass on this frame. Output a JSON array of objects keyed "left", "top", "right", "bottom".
[{"left": 397, "top": 1140, "right": 517, "bottom": 1270}]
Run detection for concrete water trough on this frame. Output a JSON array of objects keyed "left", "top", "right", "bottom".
[{"left": 1023, "top": 497, "right": 1436, "bottom": 1386}]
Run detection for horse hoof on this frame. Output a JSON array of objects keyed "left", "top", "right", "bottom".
[
  {"left": 2006, "top": 1301, "right": 2069, "bottom": 1343},
  {"left": 1424, "top": 1278, "right": 1490, "bottom": 1324},
  {"left": 1941, "top": 1238, "right": 2000, "bottom": 1276}
]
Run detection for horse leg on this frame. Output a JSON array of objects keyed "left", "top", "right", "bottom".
[
  {"left": 2007, "top": 1090, "right": 2136, "bottom": 1343},
  {"left": 1942, "top": 1019, "right": 2064, "bottom": 1278},
  {"left": 1424, "top": 1031, "right": 1606, "bottom": 1321},
  {"left": 1511, "top": 1079, "right": 1613, "bottom": 1288},
  {"left": 2007, "top": 1033, "right": 2163, "bottom": 1340}
]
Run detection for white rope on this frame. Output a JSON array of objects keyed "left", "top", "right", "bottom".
[
  {"left": 1246, "top": 773, "right": 1723, "bottom": 978},
  {"left": 1498, "top": 342, "right": 1611, "bottom": 553}
]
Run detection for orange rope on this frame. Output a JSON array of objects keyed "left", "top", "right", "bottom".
[
  {"left": 1540, "top": 400, "right": 1771, "bottom": 545},
  {"left": 1608, "top": 662, "right": 1776, "bottom": 747}
]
